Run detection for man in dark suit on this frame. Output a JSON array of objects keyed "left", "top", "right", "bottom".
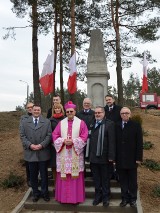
[
  {"left": 104, "top": 94, "right": 122, "bottom": 123},
  {"left": 20, "top": 105, "right": 52, "bottom": 202},
  {"left": 76, "top": 97, "right": 95, "bottom": 129},
  {"left": 104, "top": 94, "right": 122, "bottom": 180},
  {"left": 115, "top": 107, "right": 143, "bottom": 207},
  {"left": 86, "top": 106, "right": 116, "bottom": 207},
  {"left": 19, "top": 102, "right": 34, "bottom": 187}
]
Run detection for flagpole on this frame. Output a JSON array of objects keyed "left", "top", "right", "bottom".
[{"left": 70, "top": 0, "right": 77, "bottom": 105}]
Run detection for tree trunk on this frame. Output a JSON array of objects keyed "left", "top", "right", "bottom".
[
  {"left": 32, "top": 1, "right": 41, "bottom": 105},
  {"left": 111, "top": 0, "right": 123, "bottom": 105}
]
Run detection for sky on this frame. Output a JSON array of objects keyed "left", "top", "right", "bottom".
[{"left": 0, "top": 1, "right": 160, "bottom": 112}]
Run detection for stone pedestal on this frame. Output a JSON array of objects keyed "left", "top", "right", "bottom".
[{"left": 86, "top": 29, "right": 110, "bottom": 108}]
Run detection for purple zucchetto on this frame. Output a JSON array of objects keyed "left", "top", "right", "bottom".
[{"left": 64, "top": 101, "right": 76, "bottom": 110}]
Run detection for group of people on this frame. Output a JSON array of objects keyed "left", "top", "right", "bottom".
[{"left": 19, "top": 94, "right": 143, "bottom": 208}]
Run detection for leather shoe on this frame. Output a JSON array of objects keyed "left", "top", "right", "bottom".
[
  {"left": 120, "top": 200, "right": 128, "bottom": 207},
  {"left": 42, "top": 195, "right": 50, "bottom": 202},
  {"left": 92, "top": 198, "right": 102, "bottom": 206},
  {"left": 103, "top": 200, "right": 109, "bottom": 207},
  {"left": 32, "top": 195, "right": 39, "bottom": 202},
  {"left": 130, "top": 201, "right": 137, "bottom": 207}
]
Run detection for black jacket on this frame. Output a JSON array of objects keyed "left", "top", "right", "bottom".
[
  {"left": 115, "top": 119, "right": 143, "bottom": 169},
  {"left": 89, "top": 119, "right": 116, "bottom": 164},
  {"left": 76, "top": 109, "right": 95, "bottom": 129},
  {"left": 104, "top": 104, "right": 122, "bottom": 123}
]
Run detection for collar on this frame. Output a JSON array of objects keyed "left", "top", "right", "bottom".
[{"left": 33, "top": 117, "right": 39, "bottom": 122}]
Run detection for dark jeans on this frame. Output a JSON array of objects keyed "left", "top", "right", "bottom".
[
  {"left": 90, "top": 163, "right": 110, "bottom": 202},
  {"left": 29, "top": 161, "right": 49, "bottom": 197},
  {"left": 118, "top": 168, "right": 137, "bottom": 202}
]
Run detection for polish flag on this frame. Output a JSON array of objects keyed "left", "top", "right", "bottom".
[
  {"left": 142, "top": 52, "right": 148, "bottom": 93},
  {"left": 39, "top": 52, "right": 54, "bottom": 96},
  {"left": 67, "top": 52, "right": 77, "bottom": 94}
]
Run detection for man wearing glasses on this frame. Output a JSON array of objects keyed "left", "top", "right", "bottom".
[
  {"left": 115, "top": 107, "right": 143, "bottom": 208},
  {"left": 86, "top": 106, "right": 116, "bottom": 207},
  {"left": 77, "top": 98, "right": 95, "bottom": 129},
  {"left": 52, "top": 101, "right": 88, "bottom": 204}
]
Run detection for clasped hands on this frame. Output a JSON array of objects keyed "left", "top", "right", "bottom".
[
  {"left": 64, "top": 138, "right": 73, "bottom": 146},
  {"left": 30, "top": 144, "right": 43, "bottom": 150}
]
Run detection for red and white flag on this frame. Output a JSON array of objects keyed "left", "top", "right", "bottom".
[
  {"left": 142, "top": 52, "right": 148, "bottom": 93},
  {"left": 67, "top": 52, "right": 77, "bottom": 94},
  {"left": 39, "top": 52, "right": 54, "bottom": 96}
]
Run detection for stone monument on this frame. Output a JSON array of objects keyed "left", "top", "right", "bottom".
[{"left": 86, "top": 29, "right": 110, "bottom": 108}]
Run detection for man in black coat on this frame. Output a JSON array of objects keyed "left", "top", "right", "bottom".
[
  {"left": 104, "top": 94, "right": 122, "bottom": 123},
  {"left": 115, "top": 107, "right": 143, "bottom": 208},
  {"left": 104, "top": 94, "right": 122, "bottom": 181},
  {"left": 86, "top": 106, "right": 116, "bottom": 207},
  {"left": 76, "top": 97, "right": 95, "bottom": 129}
]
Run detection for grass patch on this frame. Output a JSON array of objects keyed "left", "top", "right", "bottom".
[
  {"left": 143, "top": 141, "right": 154, "bottom": 150},
  {"left": 152, "top": 185, "right": 160, "bottom": 197},
  {"left": 142, "top": 159, "right": 160, "bottom": 171},
  {"left": 143, "top": 129, "right": 149, "bottom": 136},
  {"left": 0, "top": 172, "right": 24, "bottom": 189}
]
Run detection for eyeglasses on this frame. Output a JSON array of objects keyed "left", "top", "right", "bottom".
[
  {"left": 27, "top": 107, "right": 33, "bottom": 109},
  {"left": 121, "top": 112, "right": 130, "bottom": 115},
  {"left": 66, "top": 110, "right": 74, "bottom": 113},
  {"left": 95, "top": 112, "right": 103, "bottom": 114},
  {"left": 84, "top": 103, "right": 91, "bottom": 105}
]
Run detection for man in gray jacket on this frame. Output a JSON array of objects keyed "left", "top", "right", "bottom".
[
  {"left": 20, "top": 104, "right": 52, "bottom": 202},
  {"left": 19, "top": 102, "right": 34, "bottom": 187}
]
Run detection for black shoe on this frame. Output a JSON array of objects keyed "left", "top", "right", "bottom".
[
  {"left": 92, "top": 198, "right": 102, "bottom": 206},
  {"left": 120, "top": 200, "right": 128, "bottom": 207},
  {"left": 130, "top": 201, "right": 137, "bottom": 207},
  {"left": 103, "top": 200, "right": 109, "bottom": 207},
  {"left": 42, "top": 195, "right": 50, "bottom": 202},
  {"left": 32, "top": 195, "right": 40, "bottom": 202}
]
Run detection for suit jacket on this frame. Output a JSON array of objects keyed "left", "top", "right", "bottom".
[
  {"left": 20, "top": 115, "right": 52, "bottom": 162},
  {"left": 89, "top": 119, "right": 116, "bottom": 164},
  {"left": 76, "top": 109, "right": 95, "bottom": 129},
  {"left": 104, "top": 104, "right": 122, "bottom": 123},
  {"left": 115, "top": 119, "right": 143, "bottom": 169}
]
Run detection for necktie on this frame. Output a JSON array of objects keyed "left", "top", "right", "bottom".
[
  {"left": 109, "top": 107, "right": 113, "bottom": 112},
  {"left": 95, "top": 120, "right": 100, "bottom": 128},
  {"left": 123, "top": 122, "right": 127, "bottom": 129},
  {"left": 35, "top": 118, "right": 38, "bottom": 127}
]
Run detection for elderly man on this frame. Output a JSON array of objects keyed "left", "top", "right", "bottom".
[
  {"left": 52, "top": 101, "right": 88, "bottom": 204},
  {"left": 115, "top": 107, "right": 143, "bottom": 207},
  {"left": 86, "top": 106, "right": 116, "bottom": 207},
  {"left": 20, "top": 105, "right": 52, "bottom": 202},
  {"left": 77, "top": 97, "right": 95, "bottom": 129},
  {"left": 19, "top": 102, "right": 34, "bottom": 187}
]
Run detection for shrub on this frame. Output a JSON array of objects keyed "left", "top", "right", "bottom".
[
  {"left": 143, "top": 141, "right": 154, "bottom": 150},
  {"left": 152, "top": 185, "right": 160, "bottom": 197},
  {"left": 142, "top": 129, "right": 149, "bottom": 136},
  {"left": 142, "top": 159, "right": 160, "bottom": 171},
  {"left": 0, "top": 172, "right": 24, "bottom": 189}
]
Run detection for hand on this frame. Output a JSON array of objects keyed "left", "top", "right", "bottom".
[
  {"left": 30, "top": 144, "right": 42, "bottom": 150},
  {"left": 136, "top": 161, "right": 141, "bottom": 165},
  {"left": 64, "top": 138, "right": 73, "bottom": 146}
]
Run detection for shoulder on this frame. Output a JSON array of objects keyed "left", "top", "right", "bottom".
[{"left": 114, "top": 104, "right": 122, "bottom": 111}]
